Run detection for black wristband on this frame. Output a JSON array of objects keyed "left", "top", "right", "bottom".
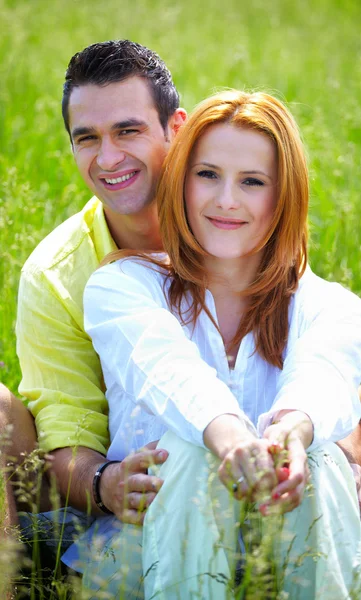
[{"left": 92, "top": 461, "right": 120, "bottom": 515}]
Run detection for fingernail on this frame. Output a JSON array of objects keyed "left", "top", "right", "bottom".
[
  {"left": 259, "top": 503, "right": 269, "bottom": 516},
  {"left": 269, "top": 444, "right": 281, "bottom": 455},
  {"left": 156, "top": 450, "right": 167, "bottom": 459}
]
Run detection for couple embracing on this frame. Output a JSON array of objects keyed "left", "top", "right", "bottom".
[{"left": 13, "top": 40, "right": 361, "bottom": 599}]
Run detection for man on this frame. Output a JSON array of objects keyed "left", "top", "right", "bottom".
[{"left": 13, "top": 40, "right": 185, "bottom": 535}]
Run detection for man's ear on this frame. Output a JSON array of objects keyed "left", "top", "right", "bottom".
[{"left": 168, "top": 108, "right": 187, "bottom": 140}]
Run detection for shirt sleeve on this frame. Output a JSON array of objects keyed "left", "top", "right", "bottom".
[
  {"left": 84, "top": 260, "right": 256, "bottom": 447},
  {"left": 257, "top": 284, "right": 361, "bottom": 449},
  {"left": 16, "top": 266, "right": 109, "bottom": 454}
]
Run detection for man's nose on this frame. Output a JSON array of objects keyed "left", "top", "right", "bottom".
[{"left": 97, "top": 138, "right": 126, "bottom": 171}]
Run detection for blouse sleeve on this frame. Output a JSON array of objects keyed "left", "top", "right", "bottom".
[
  {"left": 84, "top": 259, "right": 256, "bottom": 447},
  {"left": 257, "top": 279, "right": 361, "bottom": 449}
]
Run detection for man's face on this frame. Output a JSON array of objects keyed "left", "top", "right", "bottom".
[{"left": 69, "top": 77, "right": 173, "bottom": 215}]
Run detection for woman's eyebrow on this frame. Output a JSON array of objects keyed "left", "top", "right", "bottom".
[
  {"left": 191, "top": 161, "right": 219, "bottom": 169},
  {"left": 241, "top": 169, "right": 272, "bottom": 178}
]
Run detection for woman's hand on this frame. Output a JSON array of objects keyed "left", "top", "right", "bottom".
[
  {"left": 262, "top": 410, "right": 312, "bottom": 514},
  {"left": 218, "top": 437, "right": 279, "bottom": 503},
  {"left": 203, "top": 414, "right": 278, "bottom": 503}
]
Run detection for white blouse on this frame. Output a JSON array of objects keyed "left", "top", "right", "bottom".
[{"left": 83, "top": 259, "right": 361, "bottom": 460}]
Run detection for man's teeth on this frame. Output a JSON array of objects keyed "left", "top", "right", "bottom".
[{"left": 105, "top": 172, "right": 136, "bottom": 184}]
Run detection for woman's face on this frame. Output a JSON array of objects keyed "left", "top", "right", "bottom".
[{"left": 184, "top": 123, "right": 278, "bottom": 262}]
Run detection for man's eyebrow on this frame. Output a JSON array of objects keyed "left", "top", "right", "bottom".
[
  {"left": 71, "top": 126, "right": 96, "bottom": 139},
  {"left": 111, "top": 119, "right": 147, "bottom": 130},
  {"left": 71, "top": 120, "right": 147, "bottom": 140}
]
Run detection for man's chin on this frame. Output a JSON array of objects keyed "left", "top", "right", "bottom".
[{"left": 101, "top": 196, "right": 155, "bottom": 217}]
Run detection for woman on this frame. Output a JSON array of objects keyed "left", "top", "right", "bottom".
[{"left": 80, "top": 91, "right": 361, "bottom": 598}]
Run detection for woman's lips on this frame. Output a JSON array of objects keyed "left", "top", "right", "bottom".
[{"left": 206, "top": 216, "right": 247, "bottom": 230}]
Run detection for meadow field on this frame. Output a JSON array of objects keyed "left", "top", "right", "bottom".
[{"left": 1, "top": 0, "right": 361, "bottom": 596}]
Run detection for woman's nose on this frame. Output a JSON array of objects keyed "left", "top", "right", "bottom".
[{"left": 215, "top": 183, "right": 240, "bottom": 210}]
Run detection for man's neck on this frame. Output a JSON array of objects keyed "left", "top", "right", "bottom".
[{"left": 104, "top": 203, "right": 163, "bottom": 251}]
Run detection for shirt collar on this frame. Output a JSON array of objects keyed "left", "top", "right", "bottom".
[{"left": 90, "top": 198, "right": 117, "bottom": 263}]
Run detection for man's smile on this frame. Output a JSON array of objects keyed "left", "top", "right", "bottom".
[{"left": 99, "top": 170, "right": 140, "bottom": 190}]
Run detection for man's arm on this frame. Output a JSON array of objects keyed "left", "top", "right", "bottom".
[
  {"left": 17, "top": 266, "right": 109, "bottom": 454},
  {"left": 16, "top": 263, "right": 167, "bottom": 517},
  {"left": 50, "top": 445, "right": 168, "bottom": 523}
]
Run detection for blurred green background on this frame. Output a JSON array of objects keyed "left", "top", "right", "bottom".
[{"left": 1, "top": 0, "right": 361, "bottom": 392}]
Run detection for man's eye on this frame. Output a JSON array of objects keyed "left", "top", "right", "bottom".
[
  {"left": 197, "top": 170, "right": 217, "bottom": 179},
  {"left": 119, "top": 129, "right": 138, "bottom": 136},
  {"left": 243, "top": 178, "right": 264, "bottom": 186},
  {"left": 77, "top": 135, "right": 96, "bottom": 144}
]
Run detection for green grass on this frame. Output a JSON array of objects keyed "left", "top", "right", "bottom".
[
  {"left": 1, "top": 0, "right": 361, "bottom": 390},
  {"left": 1, "top": 0, "right": 361, "bottom": 595}
]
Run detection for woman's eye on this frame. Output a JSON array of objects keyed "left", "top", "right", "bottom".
[
  {"left": 243, "top": 177, "right": 264, "bottom": 186},
  {"left": 197, "top": 170, "right": 217, "bottom": 179}
]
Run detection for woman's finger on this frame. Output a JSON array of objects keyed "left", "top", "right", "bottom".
[
  {"left": 218, "top": 460, "right": 249, "bottom": 499},
  {"left": 273, "top": 485, "right": 305, "bottom": 513},
  {"left": 270, "top": 438, "right": 308, "bottom": 503},
  {"left": 239, "top": 444, "right": 277, "bottom": 500},
  {"left": 219, "top": 440, "right": 277, "bottom": 502}
]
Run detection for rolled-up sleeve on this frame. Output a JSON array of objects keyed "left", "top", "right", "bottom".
[
  {"left": 17, "top": 265, "right": 109, "bottom": 454},
  {"left": 84, "top": 260, "right": 255, "bottom": 447},
  {"left": 258, "top": 283, "right": 361, "bottom": 449}
]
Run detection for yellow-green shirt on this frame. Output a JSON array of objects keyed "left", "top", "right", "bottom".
[{"left": 16, "top": 197, "right": 116, "bottom": 454}]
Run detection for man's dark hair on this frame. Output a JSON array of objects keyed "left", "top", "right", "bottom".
[{"left": 62, "top": 39, "right": 180, "bottom": 137}]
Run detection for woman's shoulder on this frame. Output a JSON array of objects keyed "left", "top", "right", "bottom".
[
  {"left": 293, "top": 265, "right": 361, "bottom": 321},
  {"left": 93, "top": 252, "right": 169, "bottom": 284},
  {"left": 84, "top": 253, "right": 172, "bottom": 309}
]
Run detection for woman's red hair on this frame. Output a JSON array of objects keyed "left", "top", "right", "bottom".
[{"left": 105, "top": 90, "right": 308, "bottom": 369}]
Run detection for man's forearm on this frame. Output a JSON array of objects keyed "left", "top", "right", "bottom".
[
  {"left": 50, "top": 446, "right": 106, "bottom": 515},
  {"left": 49, "top": 444, "right": 169, "bottom": 523}
]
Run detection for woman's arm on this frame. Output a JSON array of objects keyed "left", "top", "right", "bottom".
[
  {"left": 258, "top": 279, "right": 361, "bottom": 448},
  {"left": 84, "top": 260, "right": 256, "bottom": 448}
]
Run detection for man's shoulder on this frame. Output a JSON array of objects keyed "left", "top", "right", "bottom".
[{"left": 22, "top": 197, "right": 102, "bottom": 276}]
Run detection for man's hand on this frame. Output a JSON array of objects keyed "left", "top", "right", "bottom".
[
  {"left": 99, "top": 447, "right": 168, "bottom": 525},
  {"left": 50, "top": 444, "right": 168, "bottom": 524}
]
